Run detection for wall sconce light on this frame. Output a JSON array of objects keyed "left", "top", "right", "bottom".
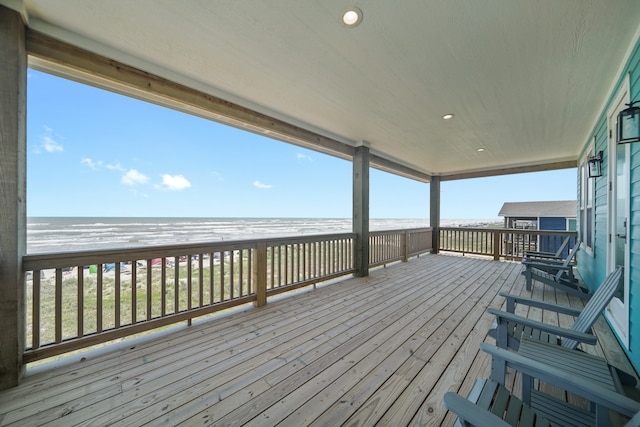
[
  {"left": 617, "top": 100, "right": 640, "bottom": 144},
  {"left": 588, "top": 150, "right": 603, "bottom": 178}
]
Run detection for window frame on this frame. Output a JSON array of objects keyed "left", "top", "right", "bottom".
[{"left": 579, "top": 146, "right": 595, "bottom": 255}]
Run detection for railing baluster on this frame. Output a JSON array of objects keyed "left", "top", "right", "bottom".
[
  {"left": 220, "top": 252, "right": 225, "bottom": 302},
  {"left": 55, "top": 268, "right": 62, "bottom": 343},
  {"left": 161, "top": 259, "right": 167, "bottom": 317},
  {"left": 174, "top": 256, "right": 179, "bottom": 314},
  {"left": 115, "top": 262, "right": 121, "bottom": 328},
  {"left": 268, "top": 247, "right": 274, "bottom": 289},
  {"left": 131, "top": 261, "right": 137, "bottom": 324},
  {"left": 198, "top": 254, "right": 204, "bottom": 306},
  {"left": 209, "top": 253, "right": 214, "bottom": 305},
  {"left": 32, "top": 271, "right": 40, "bottom": 350},
  {"left": 248, "top": 247, "right": 253, "bottom": 294},
  {"left": 97, "top": 264, "right": 103, "bottom": 333},
  {"left": 144, "top": 260, "right": 151, "bottom": 321},
  {"left": 276, "top": 245, "right": 282, "bottom": 287},
  {"left": 77, "top": 265, "right": 84, "bottom": 337},
  {"left": 240, "top": 251, "right": 245, "bottom": 297},
  {"left": 229, "top": 251, "right": 234, "bottom": 299},
  {"left": 187, "top": 255, "right": 192, "bottom": 325}
]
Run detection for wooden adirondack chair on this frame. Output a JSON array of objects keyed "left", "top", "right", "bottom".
[
  {"left": 486, "top": 268, "right": 635, "bottom": 424},
  {"left": 487, "top": 266, "right": 623, "bottom": 351},
  {"left": 523, "top": 235, "right": 571, "bottom": 260},
  {"left": 444, "top": 344, "right": 640, "bottom": 427},
  {"left": 521, "top": 242, "right": 591, "bottom": 299}
]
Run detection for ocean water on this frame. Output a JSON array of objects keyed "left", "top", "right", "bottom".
[{"left": 26, "top": 217, "right": 433, "bottom": 254}]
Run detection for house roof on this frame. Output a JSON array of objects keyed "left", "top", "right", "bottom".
[
  {"left": 498, "top": 201, "right": 577, "bottom": 218},
  {"left": 4, "top": 1, "right": 640, "bottom": 181}
]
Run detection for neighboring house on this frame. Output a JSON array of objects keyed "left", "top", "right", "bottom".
[
  {"left": 577, "top": 34, "right": 640, "bottom": 372},
  {"left": 498, "top": 200, "right": 577, "bottom": 231},
  {"left": 498, "top": 200, "right": 577, "bottom": 253}
]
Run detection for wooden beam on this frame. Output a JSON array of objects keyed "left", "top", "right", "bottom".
[
  {"left": 353, "top": 146, "right": 370, "bottom": 277},
  {"left": 0, "top": 5, "right": 27, "bottom": 390},
  {"left": 369, "top": 154, "right": 430, "bottom": 183},
  {"left": 439, "top": 160, "right": 577, "bottom": 181}
]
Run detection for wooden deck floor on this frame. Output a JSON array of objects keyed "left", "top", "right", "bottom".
[{"left": 0, "top": 254, "right": 636, "bottom": 426}]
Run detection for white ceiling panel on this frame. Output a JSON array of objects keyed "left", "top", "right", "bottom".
[{"left": 6, "top": 0, "right": 640, "bottom": 178}]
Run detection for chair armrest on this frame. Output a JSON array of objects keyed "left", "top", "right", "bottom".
[
  {"left": 524, "top": 250, "right": 560, "bottom": 257},
  {"left": 498, "top": 292, "right": 583, "bottom": 317},
  {"left": 486, "top": 308, "right": 597, "bottom": 345},
  {"left": 522, "top": 258, "right": 574, "bottom": 270},
  {"left": 480, "top": 343, "right": 640, "bottom": 418},
  {"left": 443, "top": 392, "right": 512, "bottom": 427}
]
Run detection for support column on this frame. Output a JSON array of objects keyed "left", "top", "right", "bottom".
[
  {"left": 0, "top": 5, "right": 27, "bottom": 390},
  {"left": 430, "top": 176, "right": 441, "bottom": 254},
  {"left": 353, "top": 145, "right": 370, "bottom": 277}
]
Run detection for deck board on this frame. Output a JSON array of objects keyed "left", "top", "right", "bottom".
[{"left": 0, "top": 254, "right": 636, "bottom": 426}]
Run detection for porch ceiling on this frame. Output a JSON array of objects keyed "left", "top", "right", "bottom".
[{"left": 5, "top": 0, "right": 640, "bottom": 180}]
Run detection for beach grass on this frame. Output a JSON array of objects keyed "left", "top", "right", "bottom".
[{"left": 26, "top": 258, "right": 251, "bottom": 349}]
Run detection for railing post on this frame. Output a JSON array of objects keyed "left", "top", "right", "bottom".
[
  {"left": 493, "top": 230, "right": 501, "bottom": 260},
  {"left": 253, "top": 242, "right": 267, "bottom": 307},
  {"left": 353, "top": 145, "right": 370, "bottom": 277},
  {"left": 430, "top": 176, "right": 440, "bottom": 253},
  {"left": 402, "top": 231, "right": 408, "bottom": 262}
]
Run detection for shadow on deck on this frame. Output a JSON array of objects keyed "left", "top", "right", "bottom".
[{"left": 0, "top": 254, "right": 635, "bottom": 426}]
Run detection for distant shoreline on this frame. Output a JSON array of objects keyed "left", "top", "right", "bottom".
[{"left": 26, "top": 217, "right": 502, "bottom": 254}]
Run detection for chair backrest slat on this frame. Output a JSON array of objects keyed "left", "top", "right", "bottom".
[
  {"left": 553, "top": 242, "right": 581, "bottom": 281},
  {"left": 554, "top": 236, "right": 571, "bottom": 258},
  {"left": 564, "top": 267, "right": 624, "bottom": 349}
]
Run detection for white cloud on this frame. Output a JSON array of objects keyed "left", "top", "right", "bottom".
[
  {"left": 122, "top": 169, "right": 149, "bottom": 186},
  {"left": 106, "top": 162, "right": 125, "bottom": 172},
  {"left": 253, "top": 180, "right": 272, "bottom": 189},
  {"left": 42, "top": 134, "right": 63, "bottom": 153},
  {"left": 161, "top": 174, "right": 191, "bottom": 191},
  {"left": 81, "top": 158, "right": 102, "bottom": 169},
  {"left": 297, "top": 153, "right": 313, "bottom": 162}
]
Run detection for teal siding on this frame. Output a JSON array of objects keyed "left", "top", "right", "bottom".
[
  {"left": 579, "top": 33, "right": 640, "bottom": 372},
  {"left": 628, "top": 40, "right": 640, "bottom": 364}
]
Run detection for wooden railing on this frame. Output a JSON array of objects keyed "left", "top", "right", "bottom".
[
  {"left": 438, "top": 227, "right": 578, "bottom": 260},
  {"left": 369, "top": 228, "right": 432, "bottom": 267},
  {"left": 22, "top": 228, "right": 432, "bottom": 363}
]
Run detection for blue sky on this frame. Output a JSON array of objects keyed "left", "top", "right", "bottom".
[{"left": 27, "top": 69, "right": 576, "bottom": 220}]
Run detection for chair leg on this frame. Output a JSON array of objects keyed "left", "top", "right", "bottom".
[
  {"left": 524, "top": 267, "right": 533, "bottom": 291},
  {"left": 521, "top": 374, "right": 532, "bottom": 405}
]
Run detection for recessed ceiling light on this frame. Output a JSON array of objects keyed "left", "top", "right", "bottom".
[
  {"left": 341, "top": 7, "right": 363, "bottom": 27},
  {"left": 442, "top": 113, "right": 454, "bottom": 120},
  {"left": 477, "top": 148, "right": 486, "bottom": 152}
]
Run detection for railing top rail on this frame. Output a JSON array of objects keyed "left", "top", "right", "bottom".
[
  {"left": 23, "top": 241, "right": 256, "bottom": 269},
  {"left": 439, "top": 227, "right": 577, "bottom": 236},
  {"left": 262, "top": 232, "right": 355, "bottom": 246},
  {"left": 370, "top": 227, "right": 432, "bottom": 236}
]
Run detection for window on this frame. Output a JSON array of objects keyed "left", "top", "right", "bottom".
[{"left": 579, "top": 155, "right": 594, "bottom": 251}]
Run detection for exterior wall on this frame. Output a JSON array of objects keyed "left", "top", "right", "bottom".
[
  {"left": 578, "top": 32, "right": 640, "bottom": 373},
  {"left": 539, "top": 217, "right": 569, "bottom": 230}
]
